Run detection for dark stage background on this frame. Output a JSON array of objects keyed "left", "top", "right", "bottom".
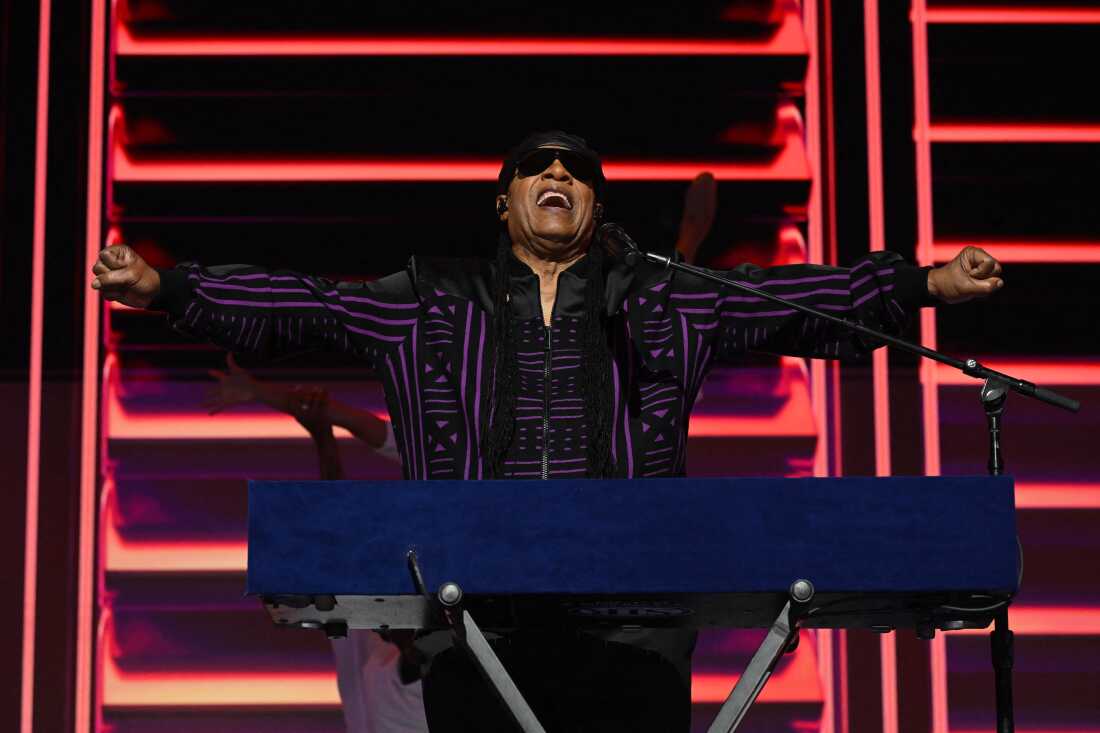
[{"left": 3, "top": 1, "right": 1098, "bottom": 731}]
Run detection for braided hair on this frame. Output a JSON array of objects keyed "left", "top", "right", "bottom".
[{"left": 481, "top": 234, "right": 616, "bottom": 479}]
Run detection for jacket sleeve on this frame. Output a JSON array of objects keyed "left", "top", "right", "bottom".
[
  {"left": 667, "top": 251, "right": 932, "bottom": 362},
  {"left": 149, "top": 262, "right": 420, "bottom": 369}
]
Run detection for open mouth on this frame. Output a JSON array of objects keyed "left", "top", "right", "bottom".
[{"left": 536, "top": 189, "right": 573, "bottom": 210}]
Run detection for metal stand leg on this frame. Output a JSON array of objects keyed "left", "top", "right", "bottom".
[
  {"left": 981, "top": 381, "right": 1015, "bottom": 733},
  {"left": 991, "top": 608, "right": 1015, "bottom": 733},
  {"left": 438, "top": 582, "right": 547, "bottom": 733},
  {"left": 706, "top": 580, "right": 814, "bottom": 733}
]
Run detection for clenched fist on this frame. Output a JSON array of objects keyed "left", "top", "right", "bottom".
[
  {"left": 927, "top": 246, "right": 1004, "bottom": 305},
  {"left": 90, "top": 245, "right": 161, "bottom": 309}
]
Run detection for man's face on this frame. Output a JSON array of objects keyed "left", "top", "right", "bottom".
[{"left": 499, "top": 147, "right": 599, "bottom": 261}]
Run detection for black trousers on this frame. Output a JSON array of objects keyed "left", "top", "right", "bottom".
[{"left": 421, "top": 631, "right": 691, "bottom": 733}]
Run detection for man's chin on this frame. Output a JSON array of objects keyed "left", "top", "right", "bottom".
[{"left": 530, "top": 230, "right": 583, "bottom": 251}]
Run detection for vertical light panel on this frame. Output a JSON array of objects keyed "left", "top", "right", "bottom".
[
  {"left": 803, "top": 2, "right": 837, "bottom": 731},
  {"left": 910, "top": 2, "right": 949, "bottom": 732},
  {"left": 804, "top": 0, "right": 830, "bottom": 482},
  {"left": 22, "top": 1, "right": 52, "bottom": 731},
  {"left": 910, "top": 0, "right": 941, "bottom": 478},
  {"left": 821, "top": 0, "right": 844, "bottom": 480},
  {"left": 837, "top": 629, "right": 850, "bottom": 733},
  {"left": 75, "top": 0, "right": 108, "bottom": 730},
  {"left": 863, "top": 0, "right": 892, "bottom": 478},
  {"left": 863, "top": 3, "right": 898, "bottom": 732}
]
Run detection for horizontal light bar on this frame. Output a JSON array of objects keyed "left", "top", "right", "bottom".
[
  {"left": 953, "top": 607, "right": 1100, "bottom": 636},
  {"left": 935, "top": 358, "right": 1100, "bottom": 386},
  {"left": 691, "top": 364, "right": 817, "bottom": 438},
  {"left": 928, "top": 123, "right": 1100, "bottom": 143},
  {"left": 951, "top": 729, "right": 1100, "bottom": 733},
  {"left": 695, "top": 631, "right": 822, "bottom": 704},
  {"left": 106, "top": 363, "right": 816, "bottom": 440},
  {"left": 103, "top": 663, "right": 340, "bottom": 708},
  {"left": 924, "top": 7, "right": 1100, "bottom": 24},
  {"left": 1016, "top": 483, "right": 1100, "bottom": 510},
  {"left": 102, "top": 632, "right": 820, "bottom": 708},
  {"left": 107, "top": 94, "right": 809, "bottom": 183},
  {"left": 102, "top": 482, "right": 245, "bottom": 573},
  {"left": 106, "top": 531, "right": 245, "bottom": 574},
  {"left": 107, "top": 390, "right": 361, "bottom": 440},
  {"left": 115, "top": 13, "right": 806, "bottom": 57},
  {"left": 933, "top": 241, "right": 1100, "bottom": 264},
  {"left": 111, "top": 150, "right": 810, "bottom": 184}
]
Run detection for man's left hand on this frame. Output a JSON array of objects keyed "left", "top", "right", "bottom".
[{"left": 927, "top": 246, "right": 1004, "bottom": 304}]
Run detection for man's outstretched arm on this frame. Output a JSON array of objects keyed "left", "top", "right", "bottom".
[
  {"left": 91, "top": 244, "right": 419, "bottom": 365},
  {"left": 687, "top": 245, "right": 1003, "bottom": 361}
]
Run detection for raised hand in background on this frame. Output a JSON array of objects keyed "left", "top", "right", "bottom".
[
  {"left": 202, "top": 354, "right": 260, "bottom": 415},
  {"left": 674, "top": 172, "right": 718, "bottom": 266}
]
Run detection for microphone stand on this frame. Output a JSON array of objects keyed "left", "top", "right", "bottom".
[
  {"left": 600, "top": 223, "right": 1080, "bottom": 733},
  {"left": 601, "top": 224, "right": 1079, "bottom": 415}
]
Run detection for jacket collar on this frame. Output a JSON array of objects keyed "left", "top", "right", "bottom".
[{"left": 409, "top": 244, "right": 671, "bottom": 320}]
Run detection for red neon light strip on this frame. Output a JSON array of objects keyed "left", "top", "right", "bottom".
[
  {"left": 929, "top": 123, "right": 1100, "bottom": 143},
  {"left": 865, "top": 6, "right": 898, "bottom": 732},
  {"left": 932, "top": 241, "right": 1100, "bottom": 264},
  {"left": 880, "top": 633, "right": 899, "bottom": 733},
  {"left": 101, "top": 632, "right": 820, "bottom": 707},
  {"left": 837, "top": 628, "right": 850, "bottom": 733},
  {"left": 911, "top": 4, "right": 948, "bottom": 733},
  {"left": 821, "top": 0, "right": 845, "bottom": 485},
  {"left": 950, "top": 729, "right": 1100, "bottom": 733},
  {"left": 864, "top": 0, "right": 892, "bottom": 480},
  {"left": 94, "top": 610, "right": 109, "bottom": 732},
  {"left": 114, "top": 12, "right": 806, "bottom": 57},
  {"left": 1015, "top": 483, "right": 1100, "bottom": 510},
  {"left": 935, "top": 358, "right": 1100, "bottom": 386},
  {"left": 22, "top": 1, "right": 52, "bottom": 730},
  {"left": 100, "top": 465, "right": 240, "bottom": 574},
  {"left": 952, "top": 607, "right": 1100, "bottom": 636},
  {"left": 76, "top": 3, "right": 108, "bottom": 729},
  {"left": 803, "top": 0, "right": 837, "bottom": 720},
  {"left": 105, "top": 359, "right": 815, "bottom": 440},
  {"left": 803, "top": 0, "right": 831, "bottom": 486},
  {"left": 924, "top": 7, "right": 1100, "bottom": 25},
  {"left": 105, "top": 529, "right": 245, "bottom": 574},
  {"left": 911, "top": 2, "right": 941, "bottom": 469},
  {"left": 107, "top": 98, "right": 809, "bottom": 183},
  {"left": 110, "top": 150, "right": 810, "bottom": 184},
  {"left": 930, "top": 634, "right": 948, "bottom": 733}
]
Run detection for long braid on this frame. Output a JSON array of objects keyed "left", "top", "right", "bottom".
[
  {"left": 580, "top": 241, "right": 615, "bottom": 478},
  {"left": 481, "top": 237, "right": 519, "bottom": 478}
]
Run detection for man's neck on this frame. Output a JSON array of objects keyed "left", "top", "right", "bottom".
[{"left": 511, "top": 243, "right": 586, "bottom": 326}]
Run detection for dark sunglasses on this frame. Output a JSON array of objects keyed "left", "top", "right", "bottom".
[{"left": 515, "top": 148, "right": 599, "bottom": 184}]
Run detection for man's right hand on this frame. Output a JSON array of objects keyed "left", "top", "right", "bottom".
[{"left": 91, "top": 245, "right": 161, "bottom": 308}]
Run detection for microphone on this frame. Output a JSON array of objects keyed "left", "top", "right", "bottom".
[{"left": 596, "top": 222, "right": 671, "bottom": 268}]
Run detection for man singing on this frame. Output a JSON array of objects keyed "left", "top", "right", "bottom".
[{"left": 91, "top": 131, "right": 1004, "bottom": 731}]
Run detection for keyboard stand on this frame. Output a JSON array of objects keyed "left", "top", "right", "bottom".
[
  {"left": 411, "top": 546, "right": 816, "bottom": 733},
  {"left": 408, "top": 552, "right": 548, "bottom": 733},
  {"left": 706, "top": 580, "right": 815, "bottom": 733}
]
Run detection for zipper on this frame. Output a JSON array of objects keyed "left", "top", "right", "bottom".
[{"left": 540, "top": 323, "right": 552, "bottom": 480}]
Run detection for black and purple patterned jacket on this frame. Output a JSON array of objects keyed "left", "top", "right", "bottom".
[{"left": 154, "top": 250, "right": 930, "bottom": 480}]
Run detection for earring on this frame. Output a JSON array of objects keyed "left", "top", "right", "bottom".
[{"left": 497, "top": 199, "right": 509, "bottom": 216}]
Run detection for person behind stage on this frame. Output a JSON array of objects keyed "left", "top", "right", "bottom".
[
  {"left": 91, "top": 130, "right": 1004, "bottom": 731},
  {"left": 203, "top": 357, "right": 428, "bottom": 733}
]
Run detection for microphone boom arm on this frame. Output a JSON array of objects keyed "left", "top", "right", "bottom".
[{"left": 600, "top": 223, "right": 1078, "bottom": 413}]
